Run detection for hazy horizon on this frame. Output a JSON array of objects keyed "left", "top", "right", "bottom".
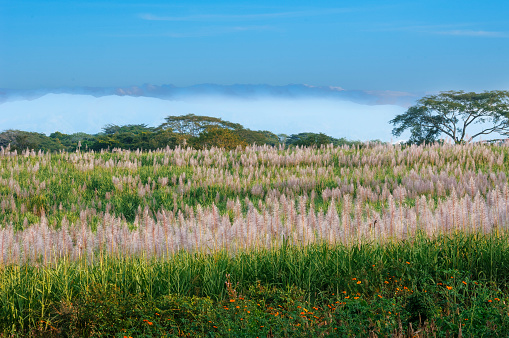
[{"left": 0, "top": 92, "right": 409, "bottom": 142}]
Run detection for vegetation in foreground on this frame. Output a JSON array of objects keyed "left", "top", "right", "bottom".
[
  {"left": 1, "top": 232, "right": 509, "bottom": 337},
  {"left": 1, "top": 134, "right": 509, "bottom": 335}
]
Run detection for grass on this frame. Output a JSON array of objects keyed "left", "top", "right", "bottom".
[
  {"left": 2, "top": 142, "right": 509, "bottom": 335},
  {"left": 1, "top": 232, "right": 509, "bottom": 336}
]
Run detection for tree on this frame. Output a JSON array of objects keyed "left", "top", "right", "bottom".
[
  {"left": 287, "top": 132, "right": 333, "bottom": 147},
  {"left": 103, "top": 124, "right": 154, "bottom": 135},
  {"left": 50, "top": 131, "right": 96, "bottom": 151},
  {"left": 234, "top": 129, "right": 280, "bottom": 146},
  {"left": 285, "top": 132, "right": 359, "bottom": 147},
  {"left": 158, "top": 114, "right": 243, "bottom": 137},
  {"left": 190, "top": 127, "right": 247, "bottom": 150},
  {"left": 0, "top": 130, "right": 63, "bottom": 152},
  {"left": 390, "top": 90, "right": 509, "bottom": 144}
]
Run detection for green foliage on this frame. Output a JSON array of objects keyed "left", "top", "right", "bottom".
[
  {"left": 286, "top": 132, "right": 362, "bottom": 147},
  {"left": 89, "top": 129, "right": 179, "bottom": 151},
  {"left": 2, "top": 114, "right": 364, "bottom": 151},
  {"left": 390, "top": 90, "right": 509, "bottom": 144},
  {"left": 49, "top": 131, "right": 96, "bottom": 151},
  {"left": 190, "top": 126, "right": 248, "bottom": 150},
  {"left": 158, "top": 113, "right": 244, "bottom": 137},
  {"left": 286, "top": 132, "right": 333, "bottom": 147},
  {"left": 2, "top": 235, "right": 509, "bottom": 335},
  {"left": 234, "top": 128, "right": 280, "bottom": 146},
  {"left": 0, "top": 130, "right": 64, "bottom": 152},
  {"left": 102, "top": 123, "right": 154, "bottom": 135},
  {"left": 158, "top": 114, "right": 284, "bottom": 148}
]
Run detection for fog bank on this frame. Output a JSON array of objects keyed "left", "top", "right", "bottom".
[{"left": 0, "top": 94, "right": 407, "bottom": 141}]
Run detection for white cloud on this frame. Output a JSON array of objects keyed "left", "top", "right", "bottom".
[
  {"left": 365, "top": 23, "right": 509, "bottom": 38},
  {"left": 0, "top": 94, "right": 406, "bottom": 141},
  {"left": 139, "top": 8, "right": 354, "bottom": 22},
  {"left": 436, "top": 30, "right": 509, "bottom": 37}
]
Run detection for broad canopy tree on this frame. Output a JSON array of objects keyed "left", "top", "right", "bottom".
[
  {"left": 390, "top": 90, "right": 509, "bottom": 144},
  {"left": 158, "top": 114, "right": 243, "bottom": 137}
]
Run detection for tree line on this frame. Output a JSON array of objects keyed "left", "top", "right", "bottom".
[
  {"left": 0, "top": 114, "right": 362, "bottom": 152},
  {"left": 3, "top": 90, "right": 508, "bottom": 152}
]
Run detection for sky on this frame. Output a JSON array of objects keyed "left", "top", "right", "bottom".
[{"left": 1, "top": 0, "right": 509, "bottom": 92}]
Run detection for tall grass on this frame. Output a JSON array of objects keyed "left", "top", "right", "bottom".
[
  {"left": 0, "top": 232, "right": 508, "bottom": 335},
  {"left": 2, "top": 141, "right": 509, "bottom": 334}
]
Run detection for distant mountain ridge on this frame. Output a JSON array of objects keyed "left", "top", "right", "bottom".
[{"left": 0, "top": 84, "right": 418, "bottom": 107}]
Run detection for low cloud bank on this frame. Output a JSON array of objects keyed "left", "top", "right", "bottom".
[{"left": 0, "top": 94, "right": 407, "bottom": 142}]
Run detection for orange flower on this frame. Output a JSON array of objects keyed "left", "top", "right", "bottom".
[
  {"left": 495, "top": 298, "right": 500, "bottom": 301},
  {"left": 357, "top": 281, "right": 361, "bottom": 284},
  {"left": 446, "top": 286, "right": 453, "bottom": 290},
  {"left": 378, "top": 295, "right": 383, "bottom": 298},
  {"left": 147, "top": 321, "right": 153, "bottom": 325},
  {"left": 354, "top": 297, "right": 359, "bottom": 299},
  {"left": 352, "top": 278, "right": 357, "bottom": 280},
  {"left": 230, "top": 299, "right": 235, "bottom": 302},
  {"left": 462, "top": 281, "right": 467, "bottom": 285},
  {"left": 406, "top": 262, "right": 410, "bottom": 264},
  {"left": 488, "top": 300, "right": 493, "bottom": 303}
]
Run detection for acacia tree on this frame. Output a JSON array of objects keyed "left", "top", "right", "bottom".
[
  {"left": 190, "top": 126, "right": 247, "bottom": 150},
  {"left": 390, "top": 90, "right": 509, "bottom": 144},
  {"left": 158, "top": 114, "right": 243, "bottom": 137}
]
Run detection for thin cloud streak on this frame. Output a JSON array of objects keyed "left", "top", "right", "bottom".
[
  {"left": 436, "top": 30, "right": 509, "bottom": 37},
  {"left": 140, "top": 8, "right": 354, "bottom": 22},
  {"left": 365, "top": 23, "right": 509, "bottom": 38},
  {"left": 164, "top": 25, "right": 274, "bottom": 38},
  {"left": 103, "top": 25, "right": 275, "bottom": 38}
]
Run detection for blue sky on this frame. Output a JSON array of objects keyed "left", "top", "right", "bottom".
[{"left": 1, "top": 0, "right": 509, "bottom": 91}]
